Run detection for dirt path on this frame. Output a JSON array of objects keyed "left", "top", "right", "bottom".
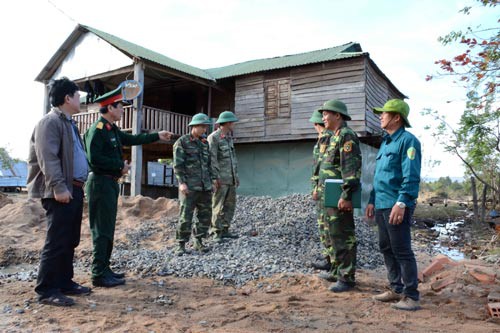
[
  {"left": 0, "top": 194, "right": 499, "bottom": 332},
  {"left": 1, "top": 266, "right": 499, "bottom": 332}
]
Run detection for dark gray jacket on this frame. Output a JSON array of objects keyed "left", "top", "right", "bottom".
[{"left": 27, "top": 108, "right": 80, "bottom": 199}]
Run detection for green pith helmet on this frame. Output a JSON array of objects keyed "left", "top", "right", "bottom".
[
  {"left": 373, "top": 99, "right": 411, "bottom": 128},
  {"left": 188, "top": 113, "right": 212, "bottom": 126},
  {"left": 309, "top": 109, "right": 324, "bottom": 125},
  {"left": 216, "top": 111, "right": 239, "bottom": 124},
  {"left": 316, "top": 99, "right": 351, "bottom": 121}
]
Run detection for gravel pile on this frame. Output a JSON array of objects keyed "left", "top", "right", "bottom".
[
  {"left": 112, "top": 194, "right": 384, "bottom": 286},
  {"left": 0, "top": 194, "right": 384, "bottom": 286}
]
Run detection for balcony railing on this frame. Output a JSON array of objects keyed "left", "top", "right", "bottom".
[{"left": 73, "top": 105, "right": 192, "bottom": 137}]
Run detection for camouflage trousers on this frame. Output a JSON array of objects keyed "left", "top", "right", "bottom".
[
  {"left": 324, "top": 207, "right": 357, "bottom": 283},
  {"left": 316, "top": 193, "right": 334, "bottom": 258},
  {"left": 176, "top": 190, "right": 212, "bottom": 243},
  {"left": 211, "top": 184, "right": 237, "bottom": 235}
]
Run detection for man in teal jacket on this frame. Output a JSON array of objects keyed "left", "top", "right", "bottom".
[{"left": 365, "top": 99, "right": 422, "bottom": 311}]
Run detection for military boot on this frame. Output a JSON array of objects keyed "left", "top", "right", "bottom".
[
  {"left": 193, "top": 238, "right": 209, "bottom": 253},
  {"left": 174, "top": 242, "right": 190, "bottom": 256},
  {"left": 213, "top": 233, "right": 224, "bottom": 244},
  {"left": 311, "top": 256, "right": 332, "bottom": 271},
  {"left": 222, "top": 228, "right": 239, "bottom": 239}
]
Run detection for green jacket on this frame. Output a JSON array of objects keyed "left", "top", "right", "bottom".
[
  {"left": 311, "top": 129, "right": 331, "bottom": 192},
  {"left": 173, "top": 134, "right": 212, "bottom": 191},
  {"left": 315, "top": 123, "right": 362, "bottom": 201},
  {"left": 208, "top": 128, "right": 238, "bottom": 185},
  {"left": 84, "top": 117, "right": 159, "bottom": 177}
]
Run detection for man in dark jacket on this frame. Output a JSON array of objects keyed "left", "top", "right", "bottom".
[{"left": 28, "top": 77, "right": 90, "bottom": 306}]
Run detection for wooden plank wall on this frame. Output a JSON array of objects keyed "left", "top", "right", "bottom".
[
  {"left": 210, "top": 80, "right": 235, "bottom": 119},
  {"left": 364, "top": 58, "right": 405, "bottom": 135},
  {"left": 233, "top": 56, "right": 404, "bottom": 143},
  {"left": 234, "top": 74, "right": 266, "bottom": 139},
  {"left": 290, "top": 57, "right": 366, "bottom": 136}
]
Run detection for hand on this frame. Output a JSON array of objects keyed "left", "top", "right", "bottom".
[
  {"left": 389, "top": 204, "right": 405, "bottom": 225},
  {"left": 54, "top": 189, "right": 72, "bottom": 203},
  {"left": 121, "top": 160, "right": 130, "bottom": 175},
  {"left": 213, "top": 179, "right": 221, "bottom": 192},
  {"left": 312, "top": 191, "right": 319, "bottom": 201},
  {"left": 179, "top": 183, "right": 189, "bottom": 195},
  {"left": 158, "top": 131, "right": 173, "bottom": 141},
  {"left": 365, "top": 204, "right": 375, "bottom": 219},
  {"left": 338, "top": 198, "right": 353, "bottom": 212}
]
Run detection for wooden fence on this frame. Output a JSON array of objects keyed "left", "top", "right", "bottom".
[{"left": 73, "top": 105, "right": 192, "bottom": 136}]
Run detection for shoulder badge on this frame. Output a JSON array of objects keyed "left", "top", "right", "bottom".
[
  {"left": 320, "top": 144, "right": 327, "bottom": 153},
  {"left": 407, "top": 147, "right": 416, "bottom": 160},
  {"left": 96, "top": 122, "right": 104, "bottom": 130},
  {"left": 343, "top": 141, "right": 353, "bottom": 153}
]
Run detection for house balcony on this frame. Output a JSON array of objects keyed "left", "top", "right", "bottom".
[{"left": 73, "top": 105, "right": 193, "bottom": 137}]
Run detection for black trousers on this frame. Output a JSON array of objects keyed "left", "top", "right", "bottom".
[{"left": 35, "top": 187, "right": 84, "bottom": 298}]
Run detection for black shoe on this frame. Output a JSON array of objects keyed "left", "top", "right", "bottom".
[
  {"left": 61, "top": 282, "right": 92, "bottom": 296},
  {"left": 311, "top": 260, "right": 332, "bottom": 271},
  {"left": 221, "top": 232, "right": 239, "bottom": 239},
  {"left": 39, "top": 292, "right": 75, "bottom": 307},
  {"left": 92, "top": 276, "right": 126, "bottom": 288},
  {"left": 329, "top": 281, "right": 355, "bottom": 293},
  {"left": 318, "top": 272, "right": 337, "bottom": 282},
  {"left": 110, "top": 270, "right": 125, "bottom": 279}
]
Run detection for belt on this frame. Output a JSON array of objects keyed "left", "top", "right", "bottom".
[
  {"left": 90, "top": 172, "right": 120, "bottom": 182},
  {"left": 72, "top": 180, "right": 85, "bottom": 188}
]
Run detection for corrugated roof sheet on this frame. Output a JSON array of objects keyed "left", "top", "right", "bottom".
[
  {"left": 83, "top": 25, "right": 364, "bottom": 81},
  {"left": 206, "top": 42, "right": 364, "bottom": 79},
  {"left": 37, "top": 25, "right": 370, "bottom": 84},
  {"left": 82, "top": 25, "right": 215, "bottom": 81}
]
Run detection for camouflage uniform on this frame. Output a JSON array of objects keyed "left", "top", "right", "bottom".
[
  {"left": 173, "top": 134, "right": 213, "bottom": 243},
  {"left": 312, "top": 129, "right": 334, "bottom": 258},
  {"left": 208, "top": 128, "right": 238, "bottom": 236},
  {"left": 315, "top": 123, "right": 362, "bottom": 284}
]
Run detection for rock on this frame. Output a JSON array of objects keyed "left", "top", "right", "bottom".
[
  {"left": 15, "top": 308, "right": 24, "bottom": 314},
  {"left": 464, "top": 284, "right": 488, "bottom": 298}
]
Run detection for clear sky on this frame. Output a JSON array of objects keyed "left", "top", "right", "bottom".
[{"left": 0, "top": 0, "right": 497, "bottom": 179}]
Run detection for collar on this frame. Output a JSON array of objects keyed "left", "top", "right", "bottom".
[
  {"left": 98, "top": 116, "right": 116, "bottom": 131},
  {"left": 384, "top": 126, "right": 405, "bottom": 143},
  {"left": 332, "top": 122, "right": 347, "bottom": 136}
]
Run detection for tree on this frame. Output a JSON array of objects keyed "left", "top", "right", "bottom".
[
  {"left": 0, "top": 147, "right": 19, "bottom": 177},
  {"left": 423, "top": 0, "right": 500, "bottom": 217}
]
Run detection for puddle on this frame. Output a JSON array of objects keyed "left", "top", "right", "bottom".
[{"left": 431, "top": 220, "right": 465, "bottom": 260}]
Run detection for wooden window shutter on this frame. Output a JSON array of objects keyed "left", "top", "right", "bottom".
[{"left": 265, "top": 78, "right": 290, "bottom": 119}]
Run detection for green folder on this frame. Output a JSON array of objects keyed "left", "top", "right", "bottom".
[{"left": 324, "top": 179, "right": 361, "bottom": 208}]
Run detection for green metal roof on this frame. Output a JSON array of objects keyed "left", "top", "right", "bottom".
[
  {"left": 81, "top": 25, "right": 215, "bottom": 81},
  {"left": 37, "top": 24, "right": 368, "bottom": 84},
  {"left": 83, "top": 25, "right": 364, "bottom": 81},
  {"left": 206, "top": 43, "right": 364, "bottom": 79}
]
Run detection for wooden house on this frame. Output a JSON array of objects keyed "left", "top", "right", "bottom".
[{"left": 36, "top": 24, "right": 405, "bottom": 199}]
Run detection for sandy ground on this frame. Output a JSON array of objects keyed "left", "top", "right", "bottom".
[{"left": 0, "top": 193, "right": 499, "bottom": 333}]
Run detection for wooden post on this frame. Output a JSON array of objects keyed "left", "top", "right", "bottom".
[
  {"left": 207, "top": 86, "right": 212, "bottom": 117},
  {"left": 43, "top": 82, "right": 51, "bottom": 115},
  {"left": 131, "top": 61, "right": 145, "bottom": 196}
]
